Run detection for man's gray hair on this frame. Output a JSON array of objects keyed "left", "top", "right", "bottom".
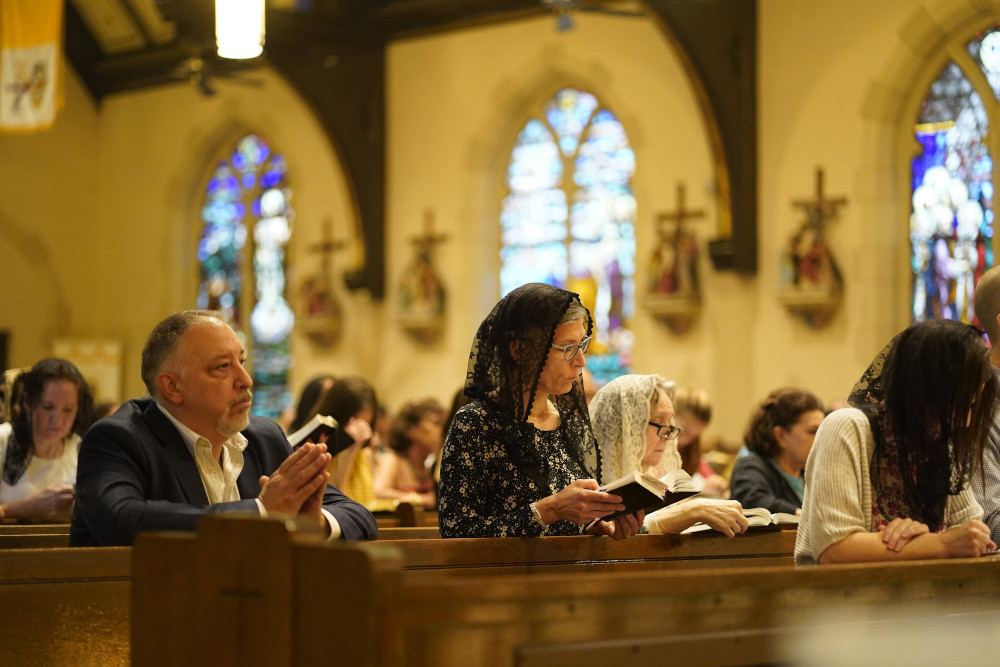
[{"left": 141, "top": 310, "right": 223, "bottom": 398}]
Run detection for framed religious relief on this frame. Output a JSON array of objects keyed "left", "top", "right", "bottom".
[
  {"left": 777, "top": 168, "right": 846, "bottom": 328},
  {"left": 644, "top": 183, "right": 704, "bottom": 334},
  {"left": 53, "top": 338, "right": 123, "bottom": 404},
  {"left": 396, "top": 210, "right": 447, "bottom": 344}
]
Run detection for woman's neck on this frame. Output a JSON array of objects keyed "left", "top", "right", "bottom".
[
  {"left": 406, "top": 445, "right": 429, "bottom": 473},
  {"left": 773, "top": 452, "right": 802, "bottom": 477},
  {"left": 32, "top": 435, "right": 65, "bottom": 459},
  {"left": 526, "top": 393, "right": 559, "bottom": 430}
]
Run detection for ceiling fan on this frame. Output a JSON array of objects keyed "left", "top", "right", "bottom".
[
  {"left": 541, "top": 0, "right": 646, "bottom": 32},
  {"left": 166, "top": 53, "right": 264, "bottom": 98}
]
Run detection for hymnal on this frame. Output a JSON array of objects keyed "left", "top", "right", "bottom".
[
  {"left": 286, "top": 414, "right": 355, "bottom": 455},
  {"left": 599, "top": 469, "right": 700, "bottom": 522},
  {"left": 681, "top": 507, "right": 800, "bottom": 534}
]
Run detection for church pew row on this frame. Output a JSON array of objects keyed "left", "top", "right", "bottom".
[
  {"left": 131, "top": 517, "right": 1000, "bottom": 666},
  {"left": 0, "top": 547, "right": 131, "bottom": 666},
  {"left": 0, "top": 522, "right": 71, "bottom": 534},
  {"left": 374, "top": 528, "right": 796, "bottom": 576},
  {"left": 0, "top": 519, "right": 792, "bottom": 663}
]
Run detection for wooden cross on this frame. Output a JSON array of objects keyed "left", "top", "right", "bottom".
[
  {"left": 411, "top": 208, "right": 449, "bottom": 254},
  {"left": 656, "top": 182, "right": 706, "bottom": 242},
  {"left": 307, "top": 216, "right": 345, "bottom": 266},
  {"left": 792, "top": 167, "right": 847, "bottom": 233}
]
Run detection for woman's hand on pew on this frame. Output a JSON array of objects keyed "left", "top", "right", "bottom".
[
  {"left": 644, "top": 498, "right": 747, "bottom": 536},
  {"left": 878, "top": 518, "right": 928, "bottom": 552},
  {"left": 584, "top": 511, "right": 645, "bottom": 540},
  {"left": 534, "top": 479, "right": 625, "bottom": 525},
  {"left": 939, "top": 520, "right": 996, "bottom": 558}
]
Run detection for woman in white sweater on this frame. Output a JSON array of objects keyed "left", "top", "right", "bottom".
[{"left": 795, "top": 319, "right": 996, "bottom": 565}]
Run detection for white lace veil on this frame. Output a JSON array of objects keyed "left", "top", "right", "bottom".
[{"left": 590, "top": 374, "right": 679, "bottom": 485}]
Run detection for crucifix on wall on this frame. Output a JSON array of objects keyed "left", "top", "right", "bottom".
[
  {"left": 779, "top": 167, "right": 847, "bottom": 328},
  {"left": 299, "top": 216, "right": 345, "bottom": 347},
  {"left": 650, "top": 182, "right": 705, "bottom": 300},
  {"left": 396, "top": 209, "right": 449, "bottom": 344},
  {"left": 645, "top": 182, "right": 705, "bottom": 334}
]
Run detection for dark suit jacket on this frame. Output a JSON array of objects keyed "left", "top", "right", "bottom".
[
  {"left": 70, "top": 398, "right": 378, "bottom": 546},
  {"left": 730, "top": 451, "right": 803, "bottom": 515}
]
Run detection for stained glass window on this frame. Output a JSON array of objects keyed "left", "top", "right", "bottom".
[
  {"left": 911, "top": 58, "right": 994, "bottom": 323},
  {"left": 501, "top": 88, "right": 635, "bottom": 383},
  {"left": 197, "top": 134, "right": 294, "bottom": 418}
]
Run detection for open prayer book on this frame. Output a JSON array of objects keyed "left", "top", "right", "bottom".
[
  {"left": 286, "top": 414, "right": 355, "bottom": 454},
  {"left": 599, "top": 469, "right": 700, "bottom": 522},
  {"left": 681, "top": 507, "right": 800, "bottom": 534}
]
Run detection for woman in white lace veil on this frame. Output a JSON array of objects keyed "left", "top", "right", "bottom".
[
  {"left": 591, "top": 374, "right": 748, "bottom": 536},
  {"left": 591, "top": 374, "right": 682, "bottom": 483}
]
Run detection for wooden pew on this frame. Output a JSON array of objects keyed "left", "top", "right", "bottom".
[
  {"left": 378, "top": 528, "right": 796, "bottom": 576},
  {"left": 131, "top": 517, "right": 1000, "bottom": 666},
  {"left": 0, "top": 522, "right": 71, "bottom": 535},
  {"left": 0, "top": 547, "right": 131, "bottom": 665},
  {"left": 0, "top": 533, "right": 70, "bottom": 549},
  {"left": 377, "top": 526, "right": 441, "bottom": 540}
]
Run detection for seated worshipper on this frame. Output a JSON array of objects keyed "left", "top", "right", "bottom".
[
  {"left": 284, "top": 374, "right": 336, "bottom": 434},
  {"left": 374, "top": 398, "right": 445, "bottom": 509},
  {"left": 590, "top": 374, "right": 748, "bottom": 536},
  {"left": 438, "top": 282, "right": 642, "bottom": 539},
  {"left": 795, "top": 319, "right": 997, "bottom": 565},
  {"left": 307, "top": 376, "right": 380, "bottom": 509},
  {"left": 667, "top": 387, "right": 729, "bottom": 496},
  {"left": 969, "top": 264, "right": 1000, "bottom": 545},
  {"left": 70, "top": 310, "right": 377, "bottom": 546},
  {"left": 0, "top": 358, "right": 95, "bottom": 522},
  {"left": 730, "top": 387, "right": 825, "bottom": 515}
]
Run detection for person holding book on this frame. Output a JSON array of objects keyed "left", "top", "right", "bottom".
[
  {"left": 590, "top": 374, "right": 749, "bottom": 536},
  {"left": 730, "top": 387, "right": 825, "bottom": 515},
  {"left": 795, "top": 319, "right": 996, "bottom": 565},
  {"left": 307, "top": 376, "right": 379, "bottom": 508},
  {"left": 438, "top": 283, "right": 642, "bottom": 539},
  {"left": 374, "top": 397, "right": 444, "bottom": 509}
]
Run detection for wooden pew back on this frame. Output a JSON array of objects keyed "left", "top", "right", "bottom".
[
  {"left": 131, "top": 517, "right": 1000, "bottom": 667},
  {"left": 0, "top": 547, "right": 131, "bottom": 665}
]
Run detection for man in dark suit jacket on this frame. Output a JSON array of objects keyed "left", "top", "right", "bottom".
[{"left": 70, "top": 310, "right": 377, "bottom": 546}]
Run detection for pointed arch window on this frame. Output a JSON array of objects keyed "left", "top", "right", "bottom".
[
  {"left": 910, "top": 31, "right": 997, "bottom": 323},
  {"left": 197, "top": 133, "right": 295, "bottom": 418},
  {"left": 500, "top": 88, "right": 636, "bottom": 382}
]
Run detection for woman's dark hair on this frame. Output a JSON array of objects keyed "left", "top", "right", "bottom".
[
  {"left": 314, "top": 376, "right": 377, "bottom": 428},
  {"left": 874, "top": 320, "right": 996, "bottom": 526},
  {"left": 388, "top": 398, "right": 445, "bottom": 455},
  {"left": 743, "top": 387, "right": 824, "bottom": 459},
  {"left": 5, "top": 358, "right": 94, "bottom": 485},
  {"left": 288, "top": 375, "right": 336, "bottom": 432}
]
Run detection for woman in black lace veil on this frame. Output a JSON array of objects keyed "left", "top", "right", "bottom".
[
  {"left": 438, "top": 283, "right": 643, "bottom": 538},
  {"left": 794, "top": 319, "right": 997, "bottom": 564}
]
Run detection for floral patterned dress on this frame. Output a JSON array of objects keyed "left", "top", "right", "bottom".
[{"left": 438, "top": 399, "right": 596, "bottom": 537}]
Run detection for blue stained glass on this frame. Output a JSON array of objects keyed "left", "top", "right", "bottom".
[
  {"left": 911, "top": 63, "right": 994, "bottom": 325},
  {"left": 500, "top": 88, "right": 635, "bottom": 383},
  {"left": 197, "top": 133, "right": 294, "bottom": 418}
]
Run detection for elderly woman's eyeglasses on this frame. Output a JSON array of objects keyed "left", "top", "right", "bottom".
[
  {"left": 550, "top": 336, "right": 592, "bottom": 361},
  {"left": 648, "top": 421, "right": 683, "bottom": 440}
]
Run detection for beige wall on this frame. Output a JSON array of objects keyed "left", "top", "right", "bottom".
[{"left": 0, "top": 0, "right": 991, "bottom": 444}]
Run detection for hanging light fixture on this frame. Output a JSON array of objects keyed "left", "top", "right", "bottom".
[{"left": 215, "top": 0, "right": 265, "bottom": 60}]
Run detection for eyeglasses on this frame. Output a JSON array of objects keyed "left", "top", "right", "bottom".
[
  {"left": 550, "top": 335, "right": 592, "bottom": 361},
  {"left": 648, "top": 421, "right": 683, "bottom": 440}
]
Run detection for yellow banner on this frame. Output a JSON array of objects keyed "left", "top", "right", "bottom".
[{"left": 0, "top": 0, "right": 63, "bottom": 133}]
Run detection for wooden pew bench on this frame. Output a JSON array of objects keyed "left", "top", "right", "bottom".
[
  {"left": 0, "top": 547, "right": 131, "bottom": 665},
  {"left": 131, "top": 517, "right": 1000, "bottom": 666},
  {"left": 376, "top": 528, "right": 796, "bottom": 576},
  {"left": 0, "top": 522, "right": 71, "bottom": 535}
]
